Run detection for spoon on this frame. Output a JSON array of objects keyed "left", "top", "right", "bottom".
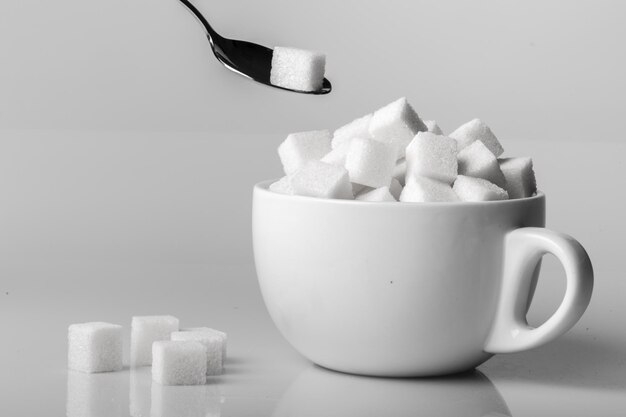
[{"left": 176, "top": 0, "right": 332, "bottom": 94}]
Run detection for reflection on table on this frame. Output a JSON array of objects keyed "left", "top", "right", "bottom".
[{"left": 272, "top": 366, "right": 511, "bottom": 417}]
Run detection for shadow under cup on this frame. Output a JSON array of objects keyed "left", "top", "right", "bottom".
[{"left": 252, "top": 180, "right": 590, "bottom": 377}]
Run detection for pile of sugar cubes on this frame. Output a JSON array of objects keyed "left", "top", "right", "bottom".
[
  {"left": 67, "top": 316, "right": 227, "bottom": 386},
  {"left": 270, "top": 97, "right": 537, "bottom": 202},
  {"left": 270, "top": 46, "right": 326, "bottom": 92}
]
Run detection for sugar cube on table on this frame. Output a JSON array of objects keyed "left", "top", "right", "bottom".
[
  {"left": 355, "top": 186, "right": 396, "bottom": 202},
  {"left": 321, "top": 141, "right": 351, "bottom": 167},
  {"left": 269, "top": 176, "right": 293, "bottom": 195},
  {"left": 152, "top": 341, "right": 207, "bottom": 386},
  {"left": 389, "top": 177, "right": 403, "bottom": 200},
  {"left": 405, "top": 132, "right": 458, "bottom": 184},
  {"left": 270, "top": 46, "right": 326, "bottom": 92},
  {"left": 183, "top": 327, "right": 228, "bottom": 360},
  {"left": 453, "top": 175, "right": 509, "bottom": 201},
  {"left": 400, "top": 176, "right": 459, "bottom": 202},
  {"left": 499, "top": 157, "right": 537, "bottom": 199},
  {"left": 331, "top": 113, "right": 373, "bottom": 149},
  {"left": 369, "top": 97, "right": 427, "bottom": 158},
  {"left": 171, "top": 331, "right": 224, "bottom": 376},
  {"left": 131, "top": 315, "right": 179, "bottom": 367},
  {"left": 393, "top": 158, "right": 407, "bottom": 186},
  {"left": 290, "top": 160, "right": 353, "bottom": 199},
  {"left": 278, "top": 130, "right": 332, "bottom": 175},
  {"left": 345, "top": 137, "right": 397, "bottom": 188},
  {"left": 449, "top": 118, "right": 504, "bottom": 157},
  {"left": 457, "top": 140, "right": 507, "bottom": 188},
  {"left": 424, "top": 120, "right": 444, "bottom": 135},
  {"left": 67, "top": 322, "right": 123, "bottom": 373}
]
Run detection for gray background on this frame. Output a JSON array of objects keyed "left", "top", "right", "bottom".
[{"left": 1, "top": 0, "right": 625, "bottom": 416}]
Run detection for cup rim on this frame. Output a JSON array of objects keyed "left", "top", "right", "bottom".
[{"left": 254, "top": 179, "right": 545, "bottom": 207}]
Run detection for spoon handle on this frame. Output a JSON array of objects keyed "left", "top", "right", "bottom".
[{"left": 177, "top": 0, "right": 222, "bottom": 42}]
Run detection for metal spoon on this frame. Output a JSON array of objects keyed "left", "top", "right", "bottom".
[{"left": 176, "top": 0, "right": 331, "bottom": 94}]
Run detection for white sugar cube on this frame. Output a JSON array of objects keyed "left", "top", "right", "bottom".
[
  {"left": 68, "top": 322, "right": 123, "bottom": 374},
  {"left": 290, "top": 161, "right": 353, "bottom": 199},
  {"left": 131, "top": 315, "right": 179, "bottom": 367},
  {"left": 393, "top": 158, "right": 407, "bottom": 186},
  {"left": 499, "top": 157, "right": 537, "bottom": 199},
  {"left": 182, "top": 327, "right": 228, "bottom": 360},
  {"left": 424, "top": 120, "right": 444, "bottom": 135},
  {"left": 278, "top": 130, "right": 332, "bottom": 175},
  {"left": 345, "top": 137, "right": 397, "bottom": 188},
  {"left": 449, "top": 119, "right": 504, "bottom": 157},
  {"left": 321, "top": 141, "right": 351, "bottom": 166},
  {"left": 405, "top": 132, "right": 458, "bottom": 184},
  {"left": 331, "top": 113, "right": 373, "bottom": 149},
  {"left": 152, "top": 341, "right": 207, "bottom": 386},
  {"left": 457, "top": 140, "right": 507, "bottom": 188},
  {"left": 369, "top": 97, "right": 427, "bottom": 158},
  {"left": 400, "top": 176, "right": 459, "bottom": 202},
  {"left": 453, "top": 175, "right": 509, "bottom": 201},
  {"left": 171, "top": 331, "right": 224, "bottom": 376},
  {"left": 389, "top": 177, "right": 403, "bottom": 200},
  {"left": 269, "top": 176, "right": 293, "bottom": 195},
  {"left": 270, "top": 46, "right": 326, "bottom": 92},
  {"left": 67, "top": 371, "right": 125, "bottom": 417},
  {"left": 355, "top": 186, "right": 396, "bottom": 202},
  {"left": 151, "top": 383, "right": 221, "bottom": 417}
]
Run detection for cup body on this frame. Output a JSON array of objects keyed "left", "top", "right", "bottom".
[{"left": 253, "top": 180, "right": 545, "bottom": 377}]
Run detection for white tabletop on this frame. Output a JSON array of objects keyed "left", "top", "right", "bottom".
[{"left": 1, "top": 132, "right": 624, "bottom": 416}]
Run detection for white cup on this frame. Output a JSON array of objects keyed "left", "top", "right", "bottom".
[{"left": 252, "top": 180, "right": 593, "bottom": 377}]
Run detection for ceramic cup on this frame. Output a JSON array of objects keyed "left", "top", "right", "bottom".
[{"left": 252, "top": 180, "right": 593, "bottom": 377}]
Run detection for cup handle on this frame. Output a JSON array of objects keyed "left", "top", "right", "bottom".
[{"left": 484, "top": 227, "right": 593, "bottom": 354}]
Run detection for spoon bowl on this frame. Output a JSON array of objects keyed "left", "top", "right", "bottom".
[{"left": 177, "top": 0, "right": 331, "bottom": 94}]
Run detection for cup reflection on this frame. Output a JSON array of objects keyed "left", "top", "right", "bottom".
[
  {"left": 273, "top": 366, "right": 511, "bottom": 417},
  {"left": 66, "top": 370, "right": 125, "bottom": 417}
]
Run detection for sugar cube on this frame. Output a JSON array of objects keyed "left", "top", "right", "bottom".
[
  {"left": 345, "top": 137, "right": 397, "bottom": 188},
  {"left": 321, "top": 141, "right": 351, "bottom": 167},
  {"left": 152, "top": 341, "right": 207, "bottom": 386},
  {"left": 457, "top": 140, "right": 507, "bottom": 188},
  {"left": 405, "top": 132, "right": 458, "bottom": 184},
  {"left": 449, "top": 119, "right": 504, "bottom": 157},
  {"left": 270, "top": 46, "right": 326, "bottom": 92},
  {"left": 369, "top": 97, "right": 427, "bottom": 158},
  {"left": 400, "top": 176, "right": 459, "bottom": 202},
  {"left": 171, "top": 331, "right": 223, "bottom": 376},
  {"left": 331, "top": 113, "right": 373, "bottom": 149},
  {"left": 278, "top": 130, "right": 332, "bottom": 175},
  {"left": 67, "top": 322, "right": 123, "bottom": 373},
  {"left": 355, "top": 186, "right": 396, "bottom": 202},
  {"left": 183, "top": 327, "right": 228, "bottom": 360},
  {"left": 389, "top": 177, "right": 403, "bottom": 200},
  {"left": 453, "top": 175, "right": 509, "bottom": 201},
  {"left": 67, "top": 371, "right": 125, "bottom": 417},
  {"left": 424, "top": 120, "right": 444, "bottom": 135},
  {"left": 290, "top": 161, "right": 353, "bottom": 199},
  {"left": 131, "top": 315, "right": 179, "bottom": 367},
  {"left": 269, "top": 176, "right": 293, "bottom": 195},
  {"left": 499, "top": 157, "right": 537, "bottom": 199},
  {"left": 393, "top": 158, "right": 407, "bottom": 186}
]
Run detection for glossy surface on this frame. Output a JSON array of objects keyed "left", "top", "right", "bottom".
[
  {"left": 176, "top": 0, "right": 331, "bottom": 94},
  {"left": 0, "top": 132, "right": 624, "bottom": 416}
]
